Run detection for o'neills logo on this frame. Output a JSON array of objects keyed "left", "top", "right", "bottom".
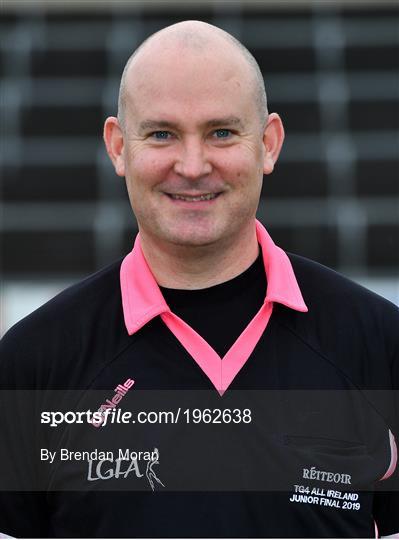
[{"left": 92, "top": 378, "right": 135, "bottom": 428}]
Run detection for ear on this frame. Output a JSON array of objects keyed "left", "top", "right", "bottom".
[
  {"left": 262, "top": 112, "right": 285, "bottom": 175},
  {"left": 103, "top": 116, "right": 125, "bottom": 177}
]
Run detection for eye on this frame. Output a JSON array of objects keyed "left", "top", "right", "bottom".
[
  {"left": 151, "top": 131, "right": 172, "bottom": 140},
  {"left": 213, "top": 129, "right": 232, "bottom": 139}
]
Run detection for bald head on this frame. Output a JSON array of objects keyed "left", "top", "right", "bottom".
[{"left": 117, "top": 20, "right": 268, "bottom": 131}]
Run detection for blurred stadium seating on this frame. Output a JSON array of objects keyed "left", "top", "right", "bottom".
[{"left": 1, "top": 1, "right": 398, "bottom": 333}]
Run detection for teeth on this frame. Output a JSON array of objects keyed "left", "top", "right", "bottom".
[{"left": 170, "top": 193, "right": 218, "bottom": 202}]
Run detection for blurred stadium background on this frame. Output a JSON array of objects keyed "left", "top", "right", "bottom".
[{"left": 1, "top": 0, "right": 398, "bottom": 335}]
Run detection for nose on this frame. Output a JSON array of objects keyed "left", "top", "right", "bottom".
[{"left": 173, "top": 138, "right": 212, "bottom": 180}]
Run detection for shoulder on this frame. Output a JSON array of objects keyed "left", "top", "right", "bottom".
[
  {"left": 0, "top": 258, "right": 127, "bottom": 389},
  {"left": 3, "top": 258, "right": 124, "bottom": 339},
  {"left": 282, "top": 253, "right": 398, "bottom": 387},
  {"left": 288, "top": 252, "right": 398, "bottom": 321}
]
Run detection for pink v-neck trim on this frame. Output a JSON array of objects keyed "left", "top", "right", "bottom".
[{"left": 120, "top": 220, "right": 308, "bottom": 395}]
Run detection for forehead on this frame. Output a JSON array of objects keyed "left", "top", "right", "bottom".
[{"left": 124, "top": 41, "right": 257, "bottom": 123}]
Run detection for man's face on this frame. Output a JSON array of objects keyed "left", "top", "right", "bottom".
[{"left": 116, "top": 44, "right": 269, "bottom": 249}]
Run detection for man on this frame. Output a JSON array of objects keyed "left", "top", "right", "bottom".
[{"left": 0, "top": 20, "right": 398, "bottom": 538}]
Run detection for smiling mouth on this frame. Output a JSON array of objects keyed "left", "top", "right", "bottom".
[{"left": 166, "top": 193, "right": 221, "bottom": 202}]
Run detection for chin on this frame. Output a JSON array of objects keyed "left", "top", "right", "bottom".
[
  {"left": 168, "top": 234, "right": 220, "bottom": 248},
  {"left": 163, "top": 226, "right": 224, "bottom": 248},
  {"left": 139, "top": 215, "right": 216, "bottom": 243}
]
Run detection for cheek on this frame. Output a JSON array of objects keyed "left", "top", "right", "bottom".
[
  {"left": 126, "top": 151, "right": 171, "bottom": 188},
  {"left": 222, "top": 153, "right": 262, "bottom": 189}
]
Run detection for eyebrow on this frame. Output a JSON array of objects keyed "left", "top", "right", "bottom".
[
  {"left": 139, "top": 120, "right": 177, "bottom": 131},
  {"left": 138, "top": 116, "right": 244, "bottom": 132},
  {"left": 206, "top": 116, "right": 244, "bottom": 129}
]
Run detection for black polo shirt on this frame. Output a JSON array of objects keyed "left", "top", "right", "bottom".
[{"left": 0, "top": 221, "right": 398, "bottom": 538}]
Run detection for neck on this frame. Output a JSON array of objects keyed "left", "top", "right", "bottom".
[{"left": 139, "top": 222, "right": 259, "bottom": 290}]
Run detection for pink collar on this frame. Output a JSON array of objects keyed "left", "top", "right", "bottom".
[{"left": 120, "top": 220, "right": 307, "bottom": 394}]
